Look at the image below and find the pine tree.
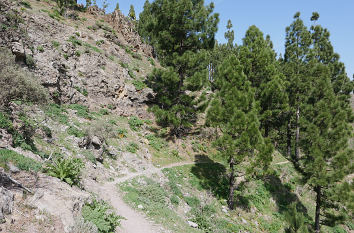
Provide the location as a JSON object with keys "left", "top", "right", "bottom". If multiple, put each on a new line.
{"left": 224, "top": 19, "right": 234, "bottom": 49}
{"left": 115, "top": 2, "right": 119, "bottom": 11}
{"left": 239, "top": 25, "right": 289, "bottom": 141}
{"left": 309, "top": 12, "right": 353, "bottom": 117}
{"left": 283, "top": 12, "right": 312, "bottom": 163}
{"left": 141, "top": 0, "right": 219, "bottom": 136}
{"left": 129, "top": 4, "right": 136, "bottom": 20}
{"left": 300, "top": 62, "right": 353, "bottom": 232}
{"left": 206, "top": 55, "right": 273, "bottom": 209}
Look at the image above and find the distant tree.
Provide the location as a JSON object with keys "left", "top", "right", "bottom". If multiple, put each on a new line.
{"left": 85, "top": 0, "right": 91, "bottom": 8}
{"left": 224, "top": 19, "right": 234, "bottom": 49}
{"left": 141, "top": 0, "right": 219, "bottom": 136}
{"left": 206, "top": 55, "right": 273, "bottom": 210}
{"left": 102, "top": 0, "right": 108, "bottom": 13}
{"left": 55, "top": 0, "right": 76, "bottom": 15}
{"left": 129, "top": 4, "right": 136, "bottom": 20}
{"left": 115, "top": 2, "right": 119, "bottom": 11}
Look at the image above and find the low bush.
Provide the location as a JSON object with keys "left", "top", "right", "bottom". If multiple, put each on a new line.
{"left": 67, "top": 126, "right": 86, "bottom": 138}
{"left": 117, "top": 128, "right": 128, "bottom": 138}
{"left": 82, "top": 199, "right": 124, "bottom": 233}
{"left": 145, "top": 134, "right": 167, "bottom": 151}
{"left": 45, "top": 157, "right": 84, "bottom": 186}
{"left": 128, "top": 116, "right": 143, "bottom": 131}
{"left": 132, "top": 79, "right": 146, "bottom": 91}
{"left": 68, "top": 104, "right": 92, "bottom": 119}
{"left": 0, "top": 48, "right": 48, "bottom": 109}
{"left": 45, "top": 104, "right": 69, "bottom": 124}
{"left": 0, "top": 149, "right": 42, "bottom": 171}
{"left": 126, "top": 142, "right": 139, "bottom": 153}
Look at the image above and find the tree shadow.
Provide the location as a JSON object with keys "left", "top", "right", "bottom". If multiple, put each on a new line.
{"left": 190, "top": 155, "right": 228, "bottom": 200}
{"left": 263, "top": 175, "right": 312, "bottom": 221}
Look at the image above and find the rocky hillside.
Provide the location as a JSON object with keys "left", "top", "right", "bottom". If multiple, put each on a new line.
{"left": 1, "top": 0, "right": 155, "bottom": 117}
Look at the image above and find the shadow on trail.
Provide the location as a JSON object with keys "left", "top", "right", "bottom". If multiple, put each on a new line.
{"left": 190, "top": 155, "right": 228, "bottom": 200}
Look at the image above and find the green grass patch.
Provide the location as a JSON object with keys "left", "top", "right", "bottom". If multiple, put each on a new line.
{"left": 0, "top": 149, "right": 42, "bottom": 171}
{"left": 67, "top": 104, "right": 92, "bottom": 120}
{"left": 126, "top": 142, "right": 139, "bottom": 153}
{"left": 132, "top": 79, "right": 146, "bottom": 91}
{"left": 128, "top": 116, "right": 143, "bottom": 131}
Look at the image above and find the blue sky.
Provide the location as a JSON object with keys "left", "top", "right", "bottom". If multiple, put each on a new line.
{"left": 80, "top": 0, "right": 354, "bottom": 78}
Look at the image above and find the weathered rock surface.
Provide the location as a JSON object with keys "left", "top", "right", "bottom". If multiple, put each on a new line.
{"left": 0, "top": 187, "right": 14, "bottom": 223}
{"left": 25, "top": 174, "right": 90, "bottom": 232}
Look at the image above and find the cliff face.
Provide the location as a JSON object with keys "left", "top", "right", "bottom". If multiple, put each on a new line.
{"left": 0, "top": 0, "right": 156, "bottom": 118}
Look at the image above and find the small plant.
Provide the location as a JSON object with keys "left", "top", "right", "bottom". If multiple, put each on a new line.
{"left": 68, "top": 36, "right": 82, "bottom": 47}
{"left": 37, "top": 45, "right": 44, "bottom": 52}
{"left": 126, "top": 142, "right": 139, "bottom": 153}
{"left": 45, "top": 157, "right": 84, "bottom": 186}
{"left": 25, "top": 55, "right": 35, "bottom": 68}
{"left": 52, "top": 40, "right": 60, "bottom": 48}
{"left": 128, "top": 116, "right": 143, "bottom": 131}
{"left": 146, "top": 134, "right": 167, "bottom": 151}
{"left": 75, "top": 32, "right": 80, "bottom": 37}
{"left": 132, "top": 79, "right": 146, "bottom": 91}
{"left": 45, "top": 104, "right": 68, "bottom": 124}
{"left": 117, "top": 128, "right": 128, "bottom": 138}
{"left": 99, "top": 108, "right": 109, "bottom": 115}
{"left": 67, "top": 126, "right": 86, "bottom": 138}
{"left": 132, "top": 52, "right": 142, "bottom": 60}
{"left": 75, "top": 50, "right": 82, "bottom": 57}
{"left": 148, "top": 57, "right": 155, "bottom": 66}
{"left": 120, "top": 62, "right": 128, "bottom": 69}
{"left": 68, "top": 104, "right": 92, "bottom": 119}
{"left": 96, "top": 40, "right": 104, "bottom": 46}
{"left": 19, "top": 1, "right": 32, "bottom": 9}
{"left": 63, "top": 53, "right": 69, "bottom": 60}
{"left": 82, "top": 199, "right": 124, "bottom": 233}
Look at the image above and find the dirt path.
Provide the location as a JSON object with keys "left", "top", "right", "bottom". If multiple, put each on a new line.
{"left": 85, "top": 160, "right": 199, "bottom": 233}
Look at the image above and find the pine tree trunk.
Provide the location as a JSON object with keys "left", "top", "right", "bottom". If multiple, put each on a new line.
{"left": 315, "top": 186, "right": 321, "bottom": 233}
{"left": 227, "top": 158, "right": 236, "bottom": 210}
{"left": 287, "top": 119, "right": 291, "bottom": 159}
{"left": 295, "top": 106, "right": 300, "bottom": 161}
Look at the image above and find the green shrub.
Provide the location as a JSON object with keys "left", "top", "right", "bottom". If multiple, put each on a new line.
{"left": 45, "top": 157, "right": 84, "bottom": 186}
{"left": 19, "top": 1, "right": 32, "bottom": 9}
{"left": 148, "top": 57, "right": 155, "bottom": 66}
{"left": 41, "top": 125, "right": 52, "bottom": 138}
{"left": 67, "top": 126, "right": 86, "bottom": 138}
{"left": 0, "top": 149, "right": 42, "bottom": 171}
{"left": 145, "top": 134, "right": 167, "bottom": 151}
{"left": 96, "top": 40, "right": 104, "bottom": 46}
{"left": 117, "top": 128, "right": 128, "bottom": 138}
{"left": 170, "top": 195, "right": 179, "bottom": 205}
{"left": 132, "top": 52, "right": 142, "bottom": 60}
{"left": 99, "top": 108, "right": 109, "bottom": 115}
{"left": 75, "top": 50, "right": 82, "bottom": 57}
{"left": 128, "top": 116, "right": 143, "bottom": 131}
{"left": 132, "top": 79, "right": 146, "bottom": 91}
{"left": 120, "top": 62, "right": 128, "bottom": 69}
{"left": 126, "top": 142, "right": 139, "bottom": 153}
{"left": 83, "top": 42, "right": 102, "bottom": 53}
{"left": 68, "top": 104, "right": 92, "bottom": 119}
{"left": 52, "top": 40, "right": 60, "bottom": 48}
{"left": 82, "top": 199, "right": 124, "bottom": 233}
{"left": 37, "top": 45, "right": 44, "bottom": 52}
{"left": 25, "top": 55, "right": 35, "bottom": 68}
{"left": 68, "top": 36, "right": 82, "bottom": 47}
{"left": 45, "top": 104, "right": 68, "bottom": 124}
